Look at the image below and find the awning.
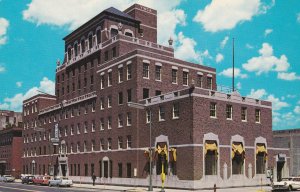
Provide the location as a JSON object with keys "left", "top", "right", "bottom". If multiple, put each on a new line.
{"left": 204, "top": 143, "right": 218, "bottom": 155}
{"left": 256, "top": 145, "right": 267, "bottom": 155}
{"left": 232, "top": 143, "right": 245, "bottom": 159}
{"left": 156, "top": 145, "right": 168, "bottom": 160}
{"left": 170, "top": 148, "right": 177, "bottom": 162}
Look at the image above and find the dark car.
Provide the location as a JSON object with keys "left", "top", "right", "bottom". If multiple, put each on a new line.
{"left": 22, "top": 176, "right": 35, "bottom": 184}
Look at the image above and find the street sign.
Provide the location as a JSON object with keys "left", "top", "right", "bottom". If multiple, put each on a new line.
{"left": 54, "top": 123, "right": 59, "bottom": 138}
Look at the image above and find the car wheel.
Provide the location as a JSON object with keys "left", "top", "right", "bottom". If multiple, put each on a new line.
{"left": 288, "top": 185, "right": 293, "bottom": 191}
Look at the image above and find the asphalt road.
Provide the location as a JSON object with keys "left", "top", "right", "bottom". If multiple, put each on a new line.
{"left": 0, "top": 182, "right": 119, "bottom": 192}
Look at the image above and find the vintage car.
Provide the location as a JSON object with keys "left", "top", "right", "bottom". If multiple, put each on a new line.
{"left": 33, "top": 175, "right": 51, "bottom": 185}
{"left": 272, "top": 177, "right": 300, "bottom": 191}
{"left": 21, "top": 175, "right": 35, "bottom": 184}
{"left": 0, "top": 175, "right": 15, "bottom": 182}
{"left": 48, "top": 177, "right": 73, "bottom": 187}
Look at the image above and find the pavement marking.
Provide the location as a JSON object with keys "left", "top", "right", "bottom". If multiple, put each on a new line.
{"left": 0, "top": 185, "right": 43, "bottom": 192}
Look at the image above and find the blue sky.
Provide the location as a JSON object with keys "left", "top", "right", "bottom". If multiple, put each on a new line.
{"left": 0, "top": 0, "right": 299, "bottom": 130}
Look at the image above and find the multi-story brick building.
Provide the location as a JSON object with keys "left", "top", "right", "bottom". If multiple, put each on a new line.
{"left": 273, "top": 129, "right": 300, "bottom": 177}
{"left": 22, "top": 4, "right": 289, "bottom": 189}
{"left": 0, "top": 110, "right": 22, "bottom": 130}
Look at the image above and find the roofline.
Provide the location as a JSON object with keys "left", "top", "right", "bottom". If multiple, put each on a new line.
{"left": 23, "top": 94, "right": 56, "bottom": 104}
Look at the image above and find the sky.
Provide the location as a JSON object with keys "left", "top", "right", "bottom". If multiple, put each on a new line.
{"left": 0, "top": 0, "right": 299, "bottom": 130}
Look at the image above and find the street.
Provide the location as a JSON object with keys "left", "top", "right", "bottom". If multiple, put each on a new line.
{"left": 0, "top": 182, "right": 118, "bottom": 192}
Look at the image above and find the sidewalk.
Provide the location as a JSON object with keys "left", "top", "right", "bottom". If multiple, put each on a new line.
{"left": 72, "top": 183, "right": 272, "bottom": 192}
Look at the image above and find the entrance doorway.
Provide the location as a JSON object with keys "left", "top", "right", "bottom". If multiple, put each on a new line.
{"left": 61, "top": 164, "right": 67, "bottom": 177}
{"left": 277, "top": 161, "right": 285, "bottom": 181}
{"left": 0, "top": 163, "right": 6, "bottom": 175}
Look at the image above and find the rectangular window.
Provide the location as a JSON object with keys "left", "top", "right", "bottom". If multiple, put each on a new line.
{"left": 127, "top": 163, "right": 132, "bottom": 178}
{"left": 143, "top": 63, "right": 149, "bottom": 78}
{"left": 127, "top": 89, "right": 132, "bottom": 102}
{"left": 118, "top": 137, "right": 123, "bottom": 149}
{"left": 155, "top": 90, "right": 162, "bottom": 96}
{"left": 127, "top": 112, "right": 132, "bottom": 126}
{"left": 77, "top": 123, "right": 81, "bottom": 134}
{"left": 118, "top": 163, "right": 122, "bottom": 177}
{"left": 155, "top": 65, "right": 161, "bottom": 81}
{"left": 210, "top": 103, "right": 217, "bottom": 117}
{"left": 84, "top": 164, "right": 88, "bottom": 176}
{"left": 146, "top": 110, "right": 151, "bottom": 123}
{"left": 172, "top": 69, "right": 177, "bottom": 84}
{"left": 118, "top": 92, "right": 123, "bottom": 105}
{"left": 207, "top": 77, "right": 212, "bottom": 89}
{"left": 143, "top": 88, "right": 149, "bottom": 99}
{"left": 173, "top": 103, "right": 179, "bottom": 119}
{"left": 92, "top": 101, "right": 95, "bottom": 112}
{"left": 127, "top": 135, "right": 132, "bottom": 149}
{"left": 118, "top": 114, "right": 123, "bottom": 128}
{"left": 108, "top": 116, "right": 112, "bottom": 129}
{"left": 118, "top": 67, "right": 123, "bottom": 83}
{"left": 108, "top": 138, "right": 112, "bottom": 150}
{"left": 100, "top": 75, "right": 105, "bottom": 89}
{"left": 91, "top": 120, "right": 95, "bottom": 132}
{"left": 100, "top": 139, "right": 104, "bottom": 151}
{"left": 91, "top": 140, "right": 95, "bottom": 151}
{"left": 255, "top": 109, "right": 261, "bottom": 123}
{"left": 226, "top": 105, "right": 233, "bottom": 120}
{"left": 77, "top": 142, "right": 80, "bottom": 152}
{"left": 83, "top": 141, "right": 87, "bottom": 152}
{"left": 84, "top": 121, "right": 88, "bottom": 133}
{"left": 90, "top": 75, "right": 94, "bottom": 84}
{"left": 183, "top": 71, "right": 188, "bottom": 86}
{"left": 108, "top": 95, "right": 112, "bottom": 108}
{"left": 112, "top": 47, "right": 116, "bottom": 58}
{"left": 127, "top": 64, "right": 132, "bottom": 80}
{"left": 108, "top": 72, "right": 112, "bottom": 86}
{"left": 71, "top": 125, "right": 74, "bottom": 135}
{"left": 159, "top": 106, "right": 165, "bottom": 121}
{"left": 241, "top": 107, "right": 247, "bottom": 121}
{"left": 100, "top": 118, "right": 104, "bottom": 131}
{"left": 105, "top": 51, "right": 109, "bottom": 61}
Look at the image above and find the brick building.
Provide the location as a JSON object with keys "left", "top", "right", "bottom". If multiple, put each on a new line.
{"left": 22, "top": 4, "right": 289, "bottom": 189}
{"left": 0, "top": 110, "right": 22, "bottom": 130}
{"left": 273, "top": 129, "right": 300, "bottom": 177}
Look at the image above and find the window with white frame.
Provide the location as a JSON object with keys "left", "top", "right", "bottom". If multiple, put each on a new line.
{"left": 101, "top": 75, "right": 105, "bottom": 89}
{"left": 127, "top": 89, "right": 132, "bottom": 102}
{"left": 241, "top": 107, "right": 247, "bottom": 121}
{"left": 197, "top": 74, "right": 203, "bottom": 88}
{"left": 70, "top": 144, "right": 73, "bottom": 153}
{"left": 83, "top": 141, "right": 87, "bottom": 152}
{"left": 84, "top": 121, "right": 88, "bottom": 133}
{"left": 108, "top": 116, "right": 112, "bottom": 129}
{"left": 71, "top": 125, "right": 74, "bottom": 135}
{"left": 108, "top": 138, "right": 112, "bottom": 150}
{"left": 108, "top": 95, "right": 112, "bottom": 108}
{"left": 226, "top": 105, "right": 233, "bottom": 120}
{"left": 64, "top": 126, "right": 68, "bottom": 136}
{"left": 146, "top": 110, "right": 151, "bottom": 123}
{"left": 100, "top": 118, "right": 104, "bottom": 130}
{"left": 71, "top": 108, "right": 74, "bottom": 117}
{"left": 210, "top": 103, "right": 217, "bottom": 117}
{"left": 118, "top": 67, "right": 123, "bottom": 83}
{"left": 173, "top": 103, "right": 179, "bottom": 119}
{"left": 91, "top": 140, "right": 95, "bottom": 151}
{"left": 207, "top": 77, "right": 213, "bottom": 90}
{"left": 255, "top": 109, "right": 261, "bottom": 123}
{"left": 77, "top": 142, "right": 80, "bottom": 152}
{"left": 91, "top": 120, "right": 95, "bottom": 132}
{"left": 118, "top": 137, "right": 123, "bottom": 149}
{"left": 127, "top": 112, "right": 132, "bottom": 126}
{"left": 118, "top": 92, "right": 123, "bottom": 105}
{"left": 118, "top": 114, "right": 123, "bottom": 128}
{"left": 126, "top": 135, "right": 132, "bottom": 149}
{"left": 84, "top": 104, "right": 88, "bottom": 114}
{"left": 143, "top": 63, "right": 149, "bottom": 78}
{"left": 172, "top": 69, "right": 177, "bottom": 84}
{"left": 92, "top": 101, "right": 95, "bottom": 112}
{"left": 100, "top": 139, "right": 104, "bottom": 151}
{"left": 159, "top": 106, "right": 165, "bottom": 121}
{"left": 77, "top": 123, "right": 81, "bottom": 134}
{"left": 127, "top": 64, "right": 132, "bottom": 80}
{"left": 183, "top": 71, "right": 189, "bottom": 86}
{"left": 155, "top": 65, "right": 161, "bottom": 81}
{"left": 108, "top": 71, "right": 112, "bottom": 86}
{"left": 100, "top": 98, "right": 104, "bottom": 110}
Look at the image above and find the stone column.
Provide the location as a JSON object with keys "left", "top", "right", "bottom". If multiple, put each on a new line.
{"left": 248, "top": 163, "right": 252, "bottom": 178}
{"left": 223, "top": 163, "right": 228, "bottom": 180}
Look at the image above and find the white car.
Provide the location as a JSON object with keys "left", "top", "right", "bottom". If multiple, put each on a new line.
{"left": 0, "top": 175, "right": 15, "bottom": 182}
{"left": 272, "top": 177, "right": 300, "bottom": 191}
{"left": 48, "top": 177, "right": 73, "bottom": 187}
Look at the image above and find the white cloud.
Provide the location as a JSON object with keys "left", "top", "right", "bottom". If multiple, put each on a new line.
{"left": 266, "top": 94, "right": 289, "bottom": 111}
{"left": 287, "top": 94, "right": 296, "bottom": 98}
{"left": 242, "top": 43, "right": 290, "bottom": 75}
{"left": 0, "top": 103, "right": 9, "bottom": 110}
{"left": 220, "top": 36, "right": 229, "bottom": 48}
{"left": 22, "top": 0, "right": 184, "bottom": 45}
{"left": 298, "top": 100, "right": 300, "bottom": 105}
{"left": 0, "top": 17, "right": 9, "bottom": 45}
{"left": 294, "top": 106, "right": 300, "bottom": 114}
{"left": 264, "top": 28, "right": 273, "bottom": 36}
{"left": 16, "top": 81, "right": 23, "bottom": 88}
{"left": 219, "top": 68, "right": 248, "bottom": 79}
{"left": 297, "top": 13, "right": 300, "bottom": 23}
{"left": 1, "top": 77, "right": 55, "bottom": 111}
{"left": 193, "top": 0, "right": 273, "bottom": 32}
{"left": 0, "top": 65, "right": 5, "bottom": 73}
{"left": 247, "top": 88, "right": 267, "bottom": 99}
{"left": 175, "top": 32, "right": 211, "bottom": 64}
{"left": 236, "top": 82, "right": 242, "bottom": 90}
{"left": 215, "top": 53, "right": 224, "bottom": 63}
{"left": 246, "top": 43, "right": 254, "bottom": 49}
{"left": 277, "top": 72, "right": 300, "bottom": 81}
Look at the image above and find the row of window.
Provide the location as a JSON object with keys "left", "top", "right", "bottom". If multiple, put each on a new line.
{"left": 210, "top": 103, "right": 261, "bottom": 123}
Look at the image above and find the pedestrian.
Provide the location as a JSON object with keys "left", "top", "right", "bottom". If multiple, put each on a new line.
{"left": 92, "top": 173, "right": 96, "bottom": 186}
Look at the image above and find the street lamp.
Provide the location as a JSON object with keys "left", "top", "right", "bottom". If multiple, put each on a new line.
{"left": 128, "top": 102, "right": 153, "bottom": 191}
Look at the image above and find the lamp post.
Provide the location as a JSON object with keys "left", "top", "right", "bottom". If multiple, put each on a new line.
{"left": 128, "top": 102, "right": 153, "bottom": 191}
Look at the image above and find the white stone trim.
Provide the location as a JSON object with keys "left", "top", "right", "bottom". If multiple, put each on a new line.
{"left": 172, "top": 66, "right": 178, "bottom": 70}
{"left": 118, "top": 64, "right": 123, "bottom": 68}
{"left": 140, "top": 23, "right": 157, "bottom": 30}
{"left": 108, "top": 69, "right": 112, "bottom": 72}
{"left": 155, "top": 62, "right": 162, "bottom": 66}
{"left": 207, "top": 74, "right": 213, "bottom": 77}
{"left": 142, "top": 59, "right": 150, "bottom": 64}
{"left": 100, "top": 72, "right": 105, "bottom": 76}
{"left": 197, "top": 72, "right": 203, "bottom": 75}
{"left": 124, "top": 29, "right": 134, "bottom": 37}
{"left": 23, "top": 97, "right": 56, "bottom": 105}
{"left": 125, "top": 7, "right": 157, "bottom": 16}
{"left": 183, "top": 68, "right": 189, "bottom": 72}
{"left": 126, "top": 61, "right": 132, "bottom": 65}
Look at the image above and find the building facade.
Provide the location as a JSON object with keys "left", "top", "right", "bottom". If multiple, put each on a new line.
{"left": 273, "top": 129, "right": 300, "bottom": 177}
{"left": 22, "top": 4, "right": 289, "bottom": 189}
{"left": 0, "top": 110, "right": 22, "bottom": 130}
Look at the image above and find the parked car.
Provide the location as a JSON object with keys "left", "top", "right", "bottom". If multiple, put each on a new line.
{"left": 272, "top": 177, "right": 300, "bottom": 191}
{"left": 33, "top": 175, "right": 51, "bottom": 185}
{"left": 48, "top": 177, "right": 73, "bottom": 187}
{"left": 0, "top": 175, "right": 15, "bottom": 182}
{"left": 21, "top": 175, "right": 35, "bottom": 184}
